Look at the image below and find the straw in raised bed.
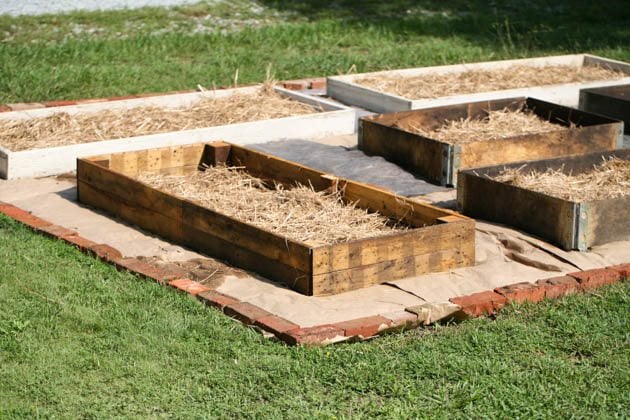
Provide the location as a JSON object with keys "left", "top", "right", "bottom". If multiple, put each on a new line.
{"left": 356, "top": 65, "right": 624, "bottom": 99}
{"left": 398, "top": 108, "right": 565, "bottom": 145}
{"left": 0, "top": 83, "right": 318, "bottom": 152}
{"left": 493, "top": 157, "right": 630, "bottom": 201}
{"left": 137, "top": 165, "right": 409, "bottom": 245}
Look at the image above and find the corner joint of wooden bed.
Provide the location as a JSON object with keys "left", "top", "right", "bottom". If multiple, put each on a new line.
{"left": 437, "top": 214, "right": 470, "bottom": 224}
{"left": 200, "top": 141, "right": 232, "bottom": 169}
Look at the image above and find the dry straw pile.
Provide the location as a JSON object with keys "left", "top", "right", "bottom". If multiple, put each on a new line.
{"left": 0, "top": 85, "right": 317, "bottom": 152}
{"left": 398, "top": 108, "right": 564, "bottom": 145}
{"left": 494, "top": 157, "right": 630, "bottom": 201}
{"left": 137, "top": 165, "right": 407, "bottom": 245}
{"left": 356, "top": 65, "right": 623, "bottom": 99}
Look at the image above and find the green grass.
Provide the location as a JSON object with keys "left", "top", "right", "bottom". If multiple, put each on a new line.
{"left": 1, "top": 2, "right": 629, "bottom": 416}
{"left": 1, "top": 216, "right": 629, "bottom": 417}
{"left": 1, "top": 0, "right": 629, "bottom": 103}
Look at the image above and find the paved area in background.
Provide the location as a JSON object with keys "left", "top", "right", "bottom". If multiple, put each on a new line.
{"left": 0, "top": 0, "right": 203, "bottom": 16}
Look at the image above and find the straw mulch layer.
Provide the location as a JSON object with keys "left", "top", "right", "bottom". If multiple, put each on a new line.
{"left": 356, "top": 65, "right": 624, "bottom": 99}
{"left": 137, "top": 165, "right": 408, "bottom": 245}
{"left": 493, "top": 157, "right": 630, "bottom": 201}
{"left": 397, "top": 108, "right": 565, "bottom": 145}
{"left": 0, "top": 87, "right": 318, "bottom": 152}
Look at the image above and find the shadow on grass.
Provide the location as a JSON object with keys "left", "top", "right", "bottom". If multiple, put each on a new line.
{"left": 259, "top": 0, "right": 630, "bottom": 54}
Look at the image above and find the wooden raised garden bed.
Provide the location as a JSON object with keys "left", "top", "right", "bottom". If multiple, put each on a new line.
{"left": 77, "top": 142, "right": 476, "bottom": 296}
{"left": 359, "top": 97, "right": 623, "bottom": 187}
{"left": 0, "top": 85, "right": 355, "bottom": 180}
{"left": 328, "top": 54, "right": 630, "bottom": 113}
{"left": 579, "top": 84, "right": 629, "bottom": 134}
{"left": 457, "top": 149, "right": 630, "bottom": 251}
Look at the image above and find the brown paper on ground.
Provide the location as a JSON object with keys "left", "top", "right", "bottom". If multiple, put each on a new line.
{"left": 0, "top": 177, "right": 202, "bottom": 261}
{"left": 216, "top": 276, "right": 426, "bottom": 328}
{"left": 387, "top": 223, "right": 630, "bottom": 302}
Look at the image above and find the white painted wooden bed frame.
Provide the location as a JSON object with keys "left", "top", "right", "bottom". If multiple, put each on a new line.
{"left": 327, "top": 54, "right": 630, "bottom": 113}
{"left": 0, "top": 86, "right": 356, "bottom": 179}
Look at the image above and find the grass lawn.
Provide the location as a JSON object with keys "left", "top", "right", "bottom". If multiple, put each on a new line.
{"left": 1, "top": 0, "right": 629, "bottom": 416}
{"left": 1, "top": 216, "right": 629, "bottom": 417}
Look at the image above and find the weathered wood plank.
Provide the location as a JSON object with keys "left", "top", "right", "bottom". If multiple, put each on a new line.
{"left": 579, "top": 84, "right": 630, "bottom": 134}
{"left": 311, "top": 219, "right": 474, "bottom": 275}
{"left": 312, "top": 247, "right": 470, "bottom": 296}
{"left": 458, "top": 149, "right": 630, "bottom": 250}
{"left": 229, "top": 144, "right": 333, "bottom": 191}
{"left": 360, "top": 97, "right": 621, "bottom": 187}
{"left": 341, "top": 180, "right": 462, "bottom": 227}
{"left": 183, "top": 225, "right": 312, "bottom": 295}
{"left": 181, "top": 201, "right": 313, "bottom": 274}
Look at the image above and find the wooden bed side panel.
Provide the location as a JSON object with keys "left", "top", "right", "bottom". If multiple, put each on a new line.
{"left": 183, "top": 224, "right": 313, "bottom": 295}
{"left": 359, "top": 118, "right": 446, "bottom": 184}
{"left": 458, "top": 171, "right": 578, "bottom": 249}
{"left": 312, "top": 246, "right": 472, "bottom": 296}
{"left": 77, "top": 180, "right": 185, "bottom": 244}
{"left": 181, "top": 201, "right": 312, "bottom": 274}
{"left": 77, "top": 158, "right": 313, "bottom": 274}
{"left": 459, "top": 122, "right": 620, "bottom": 169}
{"left": 228, "top": 144, "right": 333, "bottom": 191}
{"left": 583, "top": 196, "right": 630, "bottom": 249}
{"left": 311, "top": 219, "right": 475, "bottom": 275}
{"left": 341, "top": 180, "right": 458, "bottom": 227}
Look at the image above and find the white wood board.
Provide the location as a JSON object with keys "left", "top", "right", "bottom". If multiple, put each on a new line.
{"left": 327, "top": 54, "right": 630, "bottom": 113}
{"left": 0, "top": 86, "right": 356, "bottom": 179}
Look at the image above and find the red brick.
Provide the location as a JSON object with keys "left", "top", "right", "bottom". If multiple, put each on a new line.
{"left": 0, "top": 205, "right": 53, "bottom": 229}
{"left": 197, "top": 290, "right": 239, "bottom": 310}
{"left": 450, "top": 291, "right": 507, "bottom": 317}
{"left": 75, "top": 98, "right": 108, "bottom": 105}
{"left": 37, "top": 224, "right": 79, "bottom": 239}
{"left": 0, "top": 104, "right": 11, "bottom": 112}
{"left": 334, "top": 315, "right": 392, "bottom": 338}
{"left": 382, "top": 310, "right": 419, "bottom": 328}
{"left": 45, "top": 100, "right": 76, "bottom": 108}
{"left": 88, "top": 244, "right": 123, "bottom": 262}
{"left": 280, "top": 324, "right": 346, "bottom": 346}
{"left": 607, "top": 263, "right": 630, "bottom": 279}
{"left": 494, "top": 282, "right": 545, "bottom": 304}
{"left": 254, "top": 315, "right": 299, "bottom": 336}
{"left": 115, "top": 258, "right": 184, "bottom": 283}
{"left": 168, "top": 278, "right": 211, "bottom": 296}
{"left": 62, "top": 234, "right": 98, "bottom": 252}
{"left": 309, "top": 79, "right": 326, "bottom": 90}
{"left": 224, "top": 302, "right": 272, "bottom": 325}
{"left": 8, "top": 102, "right": 45, "bottom": 111}
{"left": 568, "top": 269, "right": 622, "bottom": 290}
{"left": 283, "top": 81, "right": 307, "bottom": 90}
{"left": 535, "top": 276, "right": 579, "bottom": 299}
{"left": 107, "top": 95, "right": 139, "bottom": 101}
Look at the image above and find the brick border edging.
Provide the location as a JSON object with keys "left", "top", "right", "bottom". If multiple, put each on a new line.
{"left": 1, "top": 201, "right": 627, "bottom": 346}
{"left": 0, "top": 78, "right": 327, "bottom": 113}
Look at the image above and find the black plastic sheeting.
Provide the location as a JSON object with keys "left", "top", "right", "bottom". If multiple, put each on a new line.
{"left": 250, "top": 139, "right": 451, "bottom": 197}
